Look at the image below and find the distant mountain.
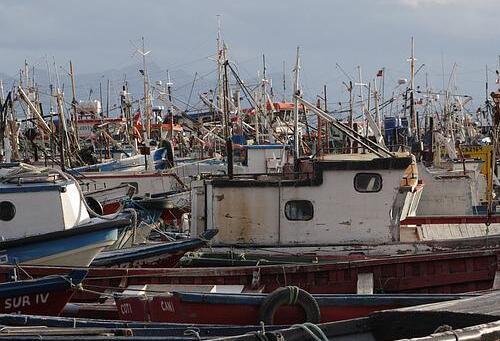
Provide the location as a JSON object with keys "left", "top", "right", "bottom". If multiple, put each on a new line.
{"left": 0, "top": 62, "right": 217, "bottom": 114}
{"left": 0, "top": 63, "right": 292, "bottom": 116}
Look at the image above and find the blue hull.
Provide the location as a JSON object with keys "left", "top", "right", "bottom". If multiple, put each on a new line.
{"left": 0, "top": 218, "right": 129, "bottom": 266}
{"left": 91, "top": 229, "right": 218, "bottom": 267}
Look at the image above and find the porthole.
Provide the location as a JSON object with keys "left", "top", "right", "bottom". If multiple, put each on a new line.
{"left": 0, "top": 201, "right": 16, "bottom": 221}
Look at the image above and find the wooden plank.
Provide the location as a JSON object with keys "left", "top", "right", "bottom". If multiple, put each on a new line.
{"left": 357, "top": 273, "right": 373, "bottom": 294}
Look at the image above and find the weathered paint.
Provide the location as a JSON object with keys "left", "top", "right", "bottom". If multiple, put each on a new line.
{"left": 197, "top": 166, "right": 415, "bottom": 245}
{"left": 115, "top": 291, "right": 474, "bottom": 325}
{"left": 416, "top": 163, "right": 486, "bottom": 216}
{"left": 1, "top": 248, "right": 498, "bottom": 303}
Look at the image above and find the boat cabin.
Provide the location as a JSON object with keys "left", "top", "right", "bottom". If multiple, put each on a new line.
{"left": 190, "top": 153, "right": 422, "bottom": 246}
{"left": 0, "top": 166, "right": 90, "bottom": 240}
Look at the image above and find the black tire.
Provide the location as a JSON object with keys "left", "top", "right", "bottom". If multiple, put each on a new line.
{"left": 258, "top": 286, "right": 321, "bottom": 325}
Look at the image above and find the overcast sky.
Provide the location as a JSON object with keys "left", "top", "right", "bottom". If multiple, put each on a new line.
{"left": 1, "top": 0, "right": 499, "bottom": 109}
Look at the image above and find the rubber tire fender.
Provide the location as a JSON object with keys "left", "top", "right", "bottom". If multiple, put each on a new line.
{"left": 258, "top": 286, "right": 321, "bottom": 325}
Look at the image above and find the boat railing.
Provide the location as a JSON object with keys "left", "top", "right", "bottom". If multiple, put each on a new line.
{"left": 322, "top": 144, "right": 410, "bottom": 155}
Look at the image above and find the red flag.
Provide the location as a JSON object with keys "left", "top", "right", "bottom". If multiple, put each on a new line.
{"left": 376, "top": 69, "right": 384, "bottom": 77}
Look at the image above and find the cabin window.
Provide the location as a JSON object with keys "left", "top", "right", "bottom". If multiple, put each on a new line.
{"left": 0, "top": 201, "right": 16, "bottom": 221}
{"left": 285, "top": 200, "right": 314, "bottom": 221}
{"left": 354, "top": 173, "right": 382, "bottom": 193}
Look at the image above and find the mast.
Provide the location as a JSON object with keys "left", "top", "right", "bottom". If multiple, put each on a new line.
{"left": 408, "top": 37, "right": 418, "bottom": 141}
{"left": 23, "top": 60, "right": 32, "bottom": 124}
{"left": 69, "top": 61, "right": 80, "bottom": 145}
{"left": 255, "top": 70, "right": 260, "bottom": 144}
{"left": 373, "top": 78, "right": 381, "bottom": 131}
{"left": 258, "top": 54, "right": 271, "bottom": 144}
{"left": 348, "top": 81, "right": 354, "bottom": 129}
{"left": 262, "top": 54, "right": 267, "bottom": 143}
{"left": 56, "top": 88, "right": 68, "bottom": 170}
{"left": 167, "top": 70, "right": 174, "bottom": 139}
{"left": 223, "top": 59, "right": 233, "bottom": 178}
{"left": 323, "top": 84, "right": 328, "bottom": 154}
{"left": 216, "top": 15, "right": 225, "bottom": 130}
{"left": 139, "top": 37, "right": 151, "bottom": 141}
{"left": 106, "top": 79, "right": 110, "bottom": 119}
{"left": 380, "top": 67, "right": 385, "bottom": 119}
{"left": 293, "top": 46, "right": 301, "bottom": 159}
{"left": 222, "top": 60, "right": 230, "bottom": 141}
{"left": 356, "top": 66, "right": 367, "bottom": 140}
{"left": 282, "top": 60, "right": 286, "bottom": 102}
{"left": 120, "top": 82, "right": 133, "bottom": 144}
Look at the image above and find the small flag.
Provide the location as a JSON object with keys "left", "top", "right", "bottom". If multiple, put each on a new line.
{"left": 376, "top": 69, "right": 384, "bottom": 77}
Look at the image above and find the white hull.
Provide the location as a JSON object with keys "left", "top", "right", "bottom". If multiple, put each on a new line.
{"left": 22, "top": 240, "right": 115, "bottom": 267}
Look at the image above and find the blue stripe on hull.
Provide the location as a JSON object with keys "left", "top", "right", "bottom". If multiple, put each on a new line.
{"left": 0, "top": 270, "right": 87, "bottom": 298}
{"left": 0, "top": 228, "right": 118, "bottom": 264}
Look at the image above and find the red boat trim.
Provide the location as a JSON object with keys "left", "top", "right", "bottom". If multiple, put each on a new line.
{"left": 401, "top": 216, "right": 500, "bottom": 225}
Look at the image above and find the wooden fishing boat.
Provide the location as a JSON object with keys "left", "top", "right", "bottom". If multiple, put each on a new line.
{"left": 0, "top": 164, "right": 131, "bottom": 266}
{"left": 0, "top": 270, "right": 87, "bottom": 316}
{"left": 91, "top": 229, "right": 218, "bottom": 268}
{"left": 114, "top": 288, "right": 475, "bottom": 325}
{"left": 1, "top": 244, "right": 499, "bottom": 304}
{"left": 1, "top": 292, "right": 500, "bottom": 340}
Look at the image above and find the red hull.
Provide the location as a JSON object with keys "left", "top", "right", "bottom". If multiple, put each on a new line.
{"left": 0, "top": 290, "right": 75, "bottom": 316}
{"left": 1, "top": 248, "right": 498, "bottom": 303}
{"left": 116, "top": 295, "right": 401, "bottom": 324}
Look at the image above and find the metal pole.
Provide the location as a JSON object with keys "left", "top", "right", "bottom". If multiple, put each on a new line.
{"left": 293, "top": 46, "right": 301, "bottom": 159}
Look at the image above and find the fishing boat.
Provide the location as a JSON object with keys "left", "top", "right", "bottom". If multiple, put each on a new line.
{"left": 0, "top": 164, "right": 130, "bottom": 266}
{"left": 114, "top": 286, "right": 475, "bottom": 325}
{"left": 0, "top": 270, "right": 87, "bottom": 316}
{"left": 1, "top": 292, "right": 500, "bottom": 340}
{"left": 1, "top": 242, "right": 500, "bottom": 305}
{"left": 188, "top": 117, "right": 500, "bottom": 253}
{"left": 91, "top": 229, "right": 218, "bottom": 268}
{"left": 190, "top": 151, "right": 423, "bottom": 247}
